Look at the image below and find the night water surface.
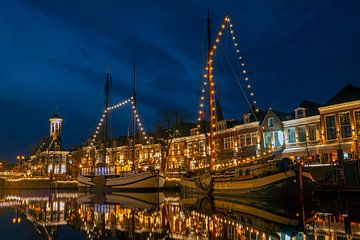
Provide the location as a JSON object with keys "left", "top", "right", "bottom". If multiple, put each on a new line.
{"left": 0, "top": 190, "right": 358, "bottom": 239}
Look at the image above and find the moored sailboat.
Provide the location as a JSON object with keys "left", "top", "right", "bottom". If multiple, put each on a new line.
{"left": 77, "top": 63, "right": 165, "bottom": 191}
{"left": 179, "top": 14, "right": 316, "bottom": 197}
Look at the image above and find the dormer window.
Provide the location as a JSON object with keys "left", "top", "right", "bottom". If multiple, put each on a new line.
{"left": 216, "top": 120, "right": 227, "bottom": 131}
{"left": 243, "top": 113, "right": 251, "bottom": 123}
{"left": 190, "top": 128, "right": 198, "bottom": 136}
{"left": 295, "top": 108, "right": 306, "bottom": 119}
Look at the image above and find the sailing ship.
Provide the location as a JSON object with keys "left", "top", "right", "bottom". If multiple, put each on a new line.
{"left": 179, "top": 14, "right": 316, "bottom": 197}
{"left": 77, "top": 63, "right": 165, "bottom": 191}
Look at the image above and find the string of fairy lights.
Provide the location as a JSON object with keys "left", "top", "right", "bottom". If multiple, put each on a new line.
{"left": 197, "top": 15, "right": 260, "bottom": 130}
{"left": 85, "top": 96, "right": 150, "bottom": 162}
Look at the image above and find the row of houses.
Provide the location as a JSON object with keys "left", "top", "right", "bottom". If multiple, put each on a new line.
{"left": 166, "top": 83, "right": 360, "bottom": 171}
{"left": 25, "top": 83, "right": 360, "bottom": 176}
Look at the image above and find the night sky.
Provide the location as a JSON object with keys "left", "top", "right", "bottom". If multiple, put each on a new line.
{"left": 1, "top": 0, "right": 360, "bottom": 163}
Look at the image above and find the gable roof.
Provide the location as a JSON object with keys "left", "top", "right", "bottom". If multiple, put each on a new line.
{"left": 272, "top": 110, "right": 291, "bottom": 121}
{"left": 324, "top": 83, "right": 360, "bottom": 106}
{"left": 244, "top": 107, "right": 267, "bottom": 123}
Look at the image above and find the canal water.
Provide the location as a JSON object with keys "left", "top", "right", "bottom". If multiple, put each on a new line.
{"left": 0, "top": 190, "right": 358, "bottom": 239}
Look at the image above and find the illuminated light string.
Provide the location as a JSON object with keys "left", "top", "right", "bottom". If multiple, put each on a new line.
{"left": 197, "top": 15, "right": 260, "bottom": 129}
{"left": 130, "top": 100, "right": 150, "bottom": 145}
{"left": 85, "top": 96, "right": 150, "bottom": 163}
{"left": 227, "top": 19, "right": 259, "bottom": 112}
{"left": 89, "top": 97, "right": 133, "bottom": 147}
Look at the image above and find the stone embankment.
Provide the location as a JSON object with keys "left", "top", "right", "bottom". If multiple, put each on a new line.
{"left": 0, "top": 177, "right": 78, "bottom": 189}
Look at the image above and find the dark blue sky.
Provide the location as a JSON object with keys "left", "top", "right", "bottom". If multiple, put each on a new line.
{"left": 1, "top": 0, "right": 360, "bottom": 162}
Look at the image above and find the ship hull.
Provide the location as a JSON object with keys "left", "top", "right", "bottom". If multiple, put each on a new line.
{"left": 213, "top": 170, "right": 315, "bottom": 198}
{"left": 77, "top": 171, "right": 165, "bottom": 192}
{"left": 180, "top": 172, "right": 212, "bottom": 194}
{"left": 180, "top": 170, "right": 315, "bottom": 198}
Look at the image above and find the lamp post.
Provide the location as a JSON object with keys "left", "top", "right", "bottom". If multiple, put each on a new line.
{"left": 16, "top": 155, "right": 25, "bottom": 172}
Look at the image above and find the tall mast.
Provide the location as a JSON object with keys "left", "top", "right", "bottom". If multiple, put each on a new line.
{"left": 207, "top": 11, "right": 215, "bottom": 170}
{"left": 132, "top": 60, "right": 136, "bottom": 171}
{"left": 103, "top": 71, "right": 110, "bottom": 164}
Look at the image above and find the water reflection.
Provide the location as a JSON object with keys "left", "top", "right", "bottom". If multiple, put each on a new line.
{"left": 0, "top": 189, "right": 359, "bottom": 239}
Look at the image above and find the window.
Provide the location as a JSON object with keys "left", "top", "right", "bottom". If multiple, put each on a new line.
{"left": 198, "top": 141, "right": 204, "bottom": 152}
{"left": 340, "top": 112, "right": 351, "bottom": 138}
{"left": 238, "top": 133, "right": 257, "bottom": 147}
{"left": 263, "top": 132, "right": 272, "bottom": 148}
{"left": 287, "top": 128, "right": 296, "bottom": 144}
{"left": 356, "top": 111, "right": 360, "bottom": 136}
{"left": 224, "top": 137, "right": 234, "bottom": 150}
{"left": 268, "top": 118, "right": 274, "bottom": 128}
{"left": 187, "top": 142, "right": 192, "bottom": 153}
{"left": 309, "top": 124, "right": 317, "bottom": 141}
{"left": 325, "top": 115, "right": 337, "bottom": 140}
{"left": 296, "top": 109, "right": 305, "bottom": 119}
{"left": 298, "top": 126, "right": 306, "bottom": 142}
{"left": 239, "top": 135, "right": 245, "bottom": 147}
{"left": 243, "top": 113, "right": 251, "bottom": 123}
{"left": 215, "top": 139, "right": 220, "bottom": 149}
{"left": 245, "top": 133, "right": 252, "bottom": 146}
{"left": 274, "top": 131, "right": 284, "bottom": 147}
{"left": 251, "top": 132, "right": 257, "bottom": 145}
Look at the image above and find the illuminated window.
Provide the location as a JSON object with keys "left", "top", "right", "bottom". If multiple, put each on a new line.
{"left": 298, "top": 126, "right": 306, "bottom": 142}
{"left": 325, "top": 115, "right": 337, "bottom": 140}
{"left": 187, "top": 142, "right": 192, "bottom": 152}
{"left": 355, "top": 111, "right": 360, "bottom": 136}
{"left": 340, "top": 112, "right": 351, "bottom": 138}
{"left": 287, "top": 128, "right": 296, "bottom": 144}
{"left": 223, "top": 137, "right": 234, "bottom": 150}
{"left": 197, "top": 141, "right": 204, "bottom": 153}
{"left": 245, "top": 133, "right": 252, "bottom": 146}
{"left": 263, "top": 132, "right": 272, "bottom": 148}
{"left": 309, "top": 124, "right": 317, "bottom": 141}
{"left": 251, "top": 132, "right": 257, "bottom": 145}
{"left": 239, "top": 134, "right": 245, "bottom": 147}
{"left": 274, "top": 131, "right": 283, "bottom": 147}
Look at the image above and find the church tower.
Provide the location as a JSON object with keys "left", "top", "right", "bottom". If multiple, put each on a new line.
{"left": 49, "top": 113, "right": 63, "bottom": 141}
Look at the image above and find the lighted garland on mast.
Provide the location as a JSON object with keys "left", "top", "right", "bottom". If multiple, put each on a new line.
{"left": 196, "top": 15, "right": 260, "bottom": 131}
{"left": 130, "top": 100, "right": 150, "bottom": 144}
{"left": 84, "top": 96, "right": 150, "bottom": 164}
{"left": 227, "top": 18, "right": 259, "bottom": 113}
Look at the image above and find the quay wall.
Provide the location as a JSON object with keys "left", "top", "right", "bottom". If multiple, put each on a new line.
{"left": 0, "top": 177, "right": 78, "bottom": 189}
